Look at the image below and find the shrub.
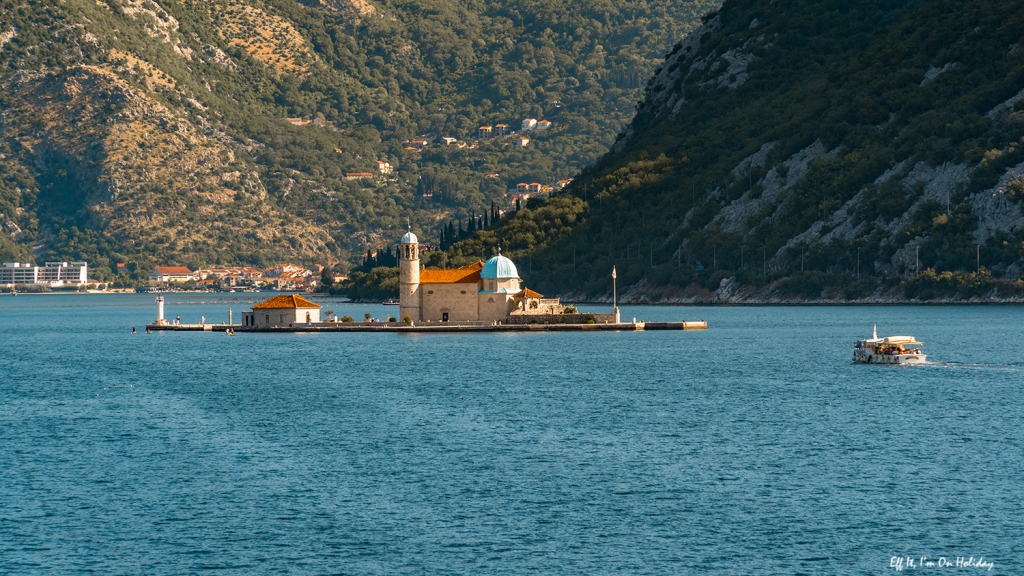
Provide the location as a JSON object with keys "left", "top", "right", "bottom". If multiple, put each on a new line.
{"left": 340, "top": 315, "right": 355, "bottom": 322}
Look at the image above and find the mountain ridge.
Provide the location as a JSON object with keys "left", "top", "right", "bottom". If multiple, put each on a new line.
{"left": 0, "top": 0, "right": 717, "bottom": 278}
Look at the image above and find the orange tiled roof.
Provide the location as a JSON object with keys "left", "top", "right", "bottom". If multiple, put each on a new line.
{"left": 420, "top": 262, "right": 484, "bottom": 284}
{"left": 515, "top": 288, "right": 544, "bottom": 298}
{"left": 252, "top": 294, "right": 322, "bottom": 309}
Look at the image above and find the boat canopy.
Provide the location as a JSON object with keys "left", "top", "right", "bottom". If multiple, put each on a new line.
{"left": 883, "top": 336, "right": 922, "bottom": 344}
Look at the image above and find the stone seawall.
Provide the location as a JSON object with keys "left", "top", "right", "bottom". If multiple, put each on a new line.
{"left": 505, "top": 313, "right": 617, "bottom": 325}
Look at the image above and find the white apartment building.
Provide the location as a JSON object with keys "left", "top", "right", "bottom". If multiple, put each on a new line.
{"left": 1, "top": 261, "right": 89, "bottom": 287}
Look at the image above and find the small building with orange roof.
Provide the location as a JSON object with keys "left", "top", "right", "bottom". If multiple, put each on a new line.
{"left": 243, "top": 294, "right": 321, "bottom": 329}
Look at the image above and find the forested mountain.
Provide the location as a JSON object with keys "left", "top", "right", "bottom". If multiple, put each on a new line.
{"left": 0, "top": 0, "right": 716, "bottom": 278}
{"left": 446, "top": 0, "right": 1024, "bottom": 301}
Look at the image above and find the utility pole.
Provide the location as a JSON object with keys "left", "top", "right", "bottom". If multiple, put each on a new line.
{"left": 977, "top": 244, "right": 980, "bottom": 273}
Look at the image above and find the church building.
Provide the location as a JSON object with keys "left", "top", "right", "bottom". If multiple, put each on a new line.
{"left": 398, "top": 231, "right": 564, "bottom": 323}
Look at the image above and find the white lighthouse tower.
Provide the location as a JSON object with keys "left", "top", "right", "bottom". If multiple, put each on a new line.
{"left": 155, "top": 293, "right": 167, "bottom": 325}
{"left": 398, "top": 229, "right": 421, "bottom": 323}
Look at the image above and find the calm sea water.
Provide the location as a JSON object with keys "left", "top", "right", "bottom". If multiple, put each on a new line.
{"left": 1, "top": 294, "right": 1022, "bottom": 574}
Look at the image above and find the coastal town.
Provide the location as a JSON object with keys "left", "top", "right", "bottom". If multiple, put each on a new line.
{"left": 1, "top": 260, "right": 342, "bottom": 292}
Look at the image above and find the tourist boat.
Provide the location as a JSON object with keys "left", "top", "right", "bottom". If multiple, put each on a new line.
{"left": 853, "top": 325, "right": 926, "bottom": 364}
{"left": 382, "top": 299, "right": 400, "bottom": 306}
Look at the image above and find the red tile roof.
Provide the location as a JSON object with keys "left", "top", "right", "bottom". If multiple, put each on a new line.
{"left": 154, "top": 266, "right": 193, "bottom": 274}
{"left": 515, "top": 288, "right": 544, "bottom": 298}
{"left": 252, "top": 294, "right": 322, "bottom": 309}
{"left": 420, "top": 262, "right": 484, "bottom": 284}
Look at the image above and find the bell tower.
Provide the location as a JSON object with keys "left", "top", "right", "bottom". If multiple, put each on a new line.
{"left": 398, "top": 229, "right": 421, "bottom": 323}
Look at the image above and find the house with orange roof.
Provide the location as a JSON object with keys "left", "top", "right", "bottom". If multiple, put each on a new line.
{"left": 243, "top": 294, "right": 321, "bottom": 329}
{"left": 148, "top": 266, "right": 196, "bottom": 282}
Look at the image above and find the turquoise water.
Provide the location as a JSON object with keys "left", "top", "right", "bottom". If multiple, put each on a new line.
{"left": 2, "top": 294, "right": 1022, "bottom": 574}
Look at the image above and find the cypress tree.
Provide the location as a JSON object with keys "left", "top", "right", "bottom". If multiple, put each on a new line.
{"left": 382, "top": 245, "right": 395, "bottom": 267}
{"left": 516, "top": 197, "right": 521, "bottom": 211}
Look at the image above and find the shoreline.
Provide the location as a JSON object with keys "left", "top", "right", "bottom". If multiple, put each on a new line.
{"left": 8, "top": 291, "right": 1024, "bottom": 306}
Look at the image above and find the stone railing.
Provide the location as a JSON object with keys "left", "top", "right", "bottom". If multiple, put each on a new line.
{"left": 504, "top": 312, "right": 617, "bottom": 325}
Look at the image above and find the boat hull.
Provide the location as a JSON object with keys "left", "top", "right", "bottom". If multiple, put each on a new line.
{"left": 853, "top": 353, "right": 926, "bottom": 365}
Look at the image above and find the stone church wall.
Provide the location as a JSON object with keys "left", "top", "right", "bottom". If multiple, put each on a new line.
{"left": 421, "top": 284, "right": 478, "bottom": 321}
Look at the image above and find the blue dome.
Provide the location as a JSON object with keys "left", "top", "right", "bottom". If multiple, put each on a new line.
{"left": 481, "top": 254, "right": 519, "bottom": 279}
{"left": 400, "top": 231, "right": 418, "bottom": 244}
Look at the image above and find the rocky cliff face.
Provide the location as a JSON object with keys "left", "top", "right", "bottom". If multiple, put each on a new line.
{"left": 0, "top": 0, "right": 346, "bottom": 270}
{"left": 2, "top": 66, "right": 333, "bottom": 266}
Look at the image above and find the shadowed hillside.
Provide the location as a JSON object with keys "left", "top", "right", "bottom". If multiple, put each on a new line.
{"left": 444, "top": 0, "right": 1024, "bottom": 302}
